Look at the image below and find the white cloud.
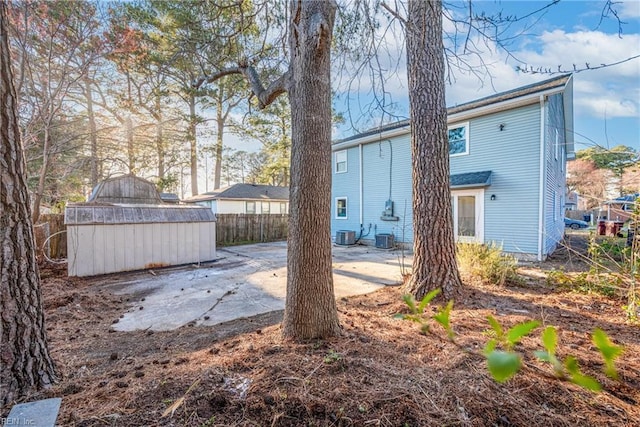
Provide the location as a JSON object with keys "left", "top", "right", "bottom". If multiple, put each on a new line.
{"left": 620, "top": 0, "right": 640, "bottom": 19}
{"left": 439, "top": 28, "right": 640, "bottom": 121}
{"left": 515, "top": 30, "right": 640, "bottom": 119}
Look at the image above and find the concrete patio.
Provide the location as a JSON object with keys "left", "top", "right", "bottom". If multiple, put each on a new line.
{"left": 103, "top": 241, "right": 408, "bottom": 331}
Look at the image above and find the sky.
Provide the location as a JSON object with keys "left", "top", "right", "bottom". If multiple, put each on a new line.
{"left": 332, "top": 0, "right": 640, "bottom": 154}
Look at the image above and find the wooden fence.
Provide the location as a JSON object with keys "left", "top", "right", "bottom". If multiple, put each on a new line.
{"left": 34, "top": 213, "right": 67, "bottom": 260}
{"left": 32, "top": 213, "right": 288, "bottom": 259}
{"left": 215, "top": 214, "right": 288, "bottom": 246}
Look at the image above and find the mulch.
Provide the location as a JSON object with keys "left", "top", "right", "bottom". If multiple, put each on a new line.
{"left": 3, "top": 234, "right": 639, "bottom": 426}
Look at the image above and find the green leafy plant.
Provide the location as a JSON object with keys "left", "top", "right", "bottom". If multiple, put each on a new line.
{"left": 433, "top": 300, "right": 455, "bottom": 339}
{"left": 533, "top": 326, "right": 605, "bottom": 391}
{"left": 323, "top": 349, "right": 342, "bottom": 364}
{"left": 395, "top": 290, "right": 442, "bottom": 335}
{"left": 397, "top": 295, "right": 625, "bottom": 392}
{"left": 483, "top": 316, "right": 540, "bottom": 383}
{"left": 592, "top": 328, "right": 623, "bottom": 379}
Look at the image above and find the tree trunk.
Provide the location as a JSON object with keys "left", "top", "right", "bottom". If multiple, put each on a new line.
{"left": 404, "top": 0, "right": 462, "bottom": 300}
{"left": 31, "top": 125, "right": 50, "bottom": 224}
{"left": 85, "top": 77, "right": 99, "bottom": 188}
{"left": 155, "top": 95, "right": 165, "bottom": 181}
{"left": 126, "top": 116, "right": 135, "bottom": 174}
{"left": 188, "top": 94, "right": 198, "bottom": 195}
{"left": 282, "top": 0, "right": 340, "bottom": 340}
{"left": 1, "top": 2, "right": 57, "bottom": 405}
{"left": 214, "top": 98, "right": 224, "bottom": 189}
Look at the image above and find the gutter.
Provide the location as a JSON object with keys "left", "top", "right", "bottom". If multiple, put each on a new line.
{"left": 359, "top": 143, "right": 363, "bottom": 225}
{"left": 537, "top": 94, "right": 546, "bottom": 261}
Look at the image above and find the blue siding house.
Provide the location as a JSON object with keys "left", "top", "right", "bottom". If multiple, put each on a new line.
{"left": 331, "top": 75, "right": 574, "bottom": 261}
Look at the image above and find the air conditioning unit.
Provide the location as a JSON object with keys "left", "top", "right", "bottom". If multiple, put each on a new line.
{"left": 375, "top": 233, "right": 394, "bottom": 249}
{"left": 335, "top": 230, "right": 355, "bottom": 245}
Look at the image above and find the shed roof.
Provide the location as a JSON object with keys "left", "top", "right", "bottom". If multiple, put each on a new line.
{"left": 185, "top": 184, "right": 289, "bottom": 203}
{"left": 450, "top": 171, "right": 492, "bottom": 189}
{"left": 65, "top": 204, "right": 215, "bottom": 225}
{"left": 89, "top": 175, "right": 163, "bottom": 205}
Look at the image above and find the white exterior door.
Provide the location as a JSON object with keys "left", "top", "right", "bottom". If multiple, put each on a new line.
{"left": 452, "top": 189, "right": 484, "bottom": 243}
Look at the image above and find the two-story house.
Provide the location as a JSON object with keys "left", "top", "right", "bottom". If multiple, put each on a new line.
{"left": 331, "top": 74, "right": 574, "bottom": 261}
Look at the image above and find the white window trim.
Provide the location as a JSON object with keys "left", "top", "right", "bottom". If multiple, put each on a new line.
{"left": 448, "top": 122, "right": 470, "bottom": 157}
{"left": 335, "top": 196, "right": 348, "bottom": 219}
{"left": 451, "top": 189, "right": 484, "bottom": 243}
{"left": 335, "top": 150, "right": 348, "bottom": 174}
{"left": 246, "top": 201, "right": 256, "bottom": 214}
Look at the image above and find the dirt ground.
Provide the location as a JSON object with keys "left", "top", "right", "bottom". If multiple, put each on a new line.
{"left": 4, "top": 233, "right": 640, "bottom": 426}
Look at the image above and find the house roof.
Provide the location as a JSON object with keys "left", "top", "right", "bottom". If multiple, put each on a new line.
{"left": 160, "top": 193, "right": 181, "bottom": 204}
{"left": 450, "top": 171, "right": 492, "bottom": 189}
{"left": 604, "top": 193, "right": 639, "bottom": 205}
{"left": 334, "top": 74, "right": 573, "bottom": 147}
{"left": 184, "top": 184, "right": 289, "bottom": 203}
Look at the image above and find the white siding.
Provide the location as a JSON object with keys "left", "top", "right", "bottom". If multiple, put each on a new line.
{"left": 67, "top": 223, "right": 216, "bottom": 277}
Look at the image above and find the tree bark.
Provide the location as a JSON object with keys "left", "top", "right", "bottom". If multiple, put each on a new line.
{"left": 405, "top": 0, "right": 462, "bottom": 300}
{"left": 84, "top": 77, "right": 99, "bottom": 188}
{"left": 282, "top": 0, "right": 340, "bottom": 340}
{"left": 214, "top": 95, "right": 224, "bottom": 189}
{"left": 188, "top": 94, "right": 198, "bottom": 195}
{"left": 1, "top": 2, "right": 58, "bottom": 405}
{"left": 155, "top": 94, "right": 165, "bottom": 181}
{"left": 125, "top": 116, "right": 135, "bottom": 175}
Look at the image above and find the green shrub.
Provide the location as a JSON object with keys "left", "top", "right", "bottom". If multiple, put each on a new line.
{"left": 457, "top": 243, "right": 519, "bottom": 286}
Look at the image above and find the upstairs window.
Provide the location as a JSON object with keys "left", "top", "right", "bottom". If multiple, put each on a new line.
{"left": 449, "top": 124, "right": 469, "bottom": 156}
{"left": 335, "top": 150, "right": 347, "bottom": 173}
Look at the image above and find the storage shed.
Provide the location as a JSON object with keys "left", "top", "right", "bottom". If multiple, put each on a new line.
{"left": 66, "top": 175, "right": 216, "bottom": 277}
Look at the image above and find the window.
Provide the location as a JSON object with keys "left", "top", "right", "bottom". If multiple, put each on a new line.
{"left": 280, "top": 202, "right": 288, "bottom": 214}
{"left": 262, "top": 202, "right": 270, "bottom": 214}
{"left": 246, "top": 201, "right": 256, "bottom": 214}
{"left": 448, "top": 124, "right": 469, "bottom": 156}
{"left": 554, "top": 129, "right": 559, "bottom": 161}
{"left": 336, "top": 197, "right": 347, "bottom": 219}
{"left": 335, "top": 150, "right": 347, "bottom": 173}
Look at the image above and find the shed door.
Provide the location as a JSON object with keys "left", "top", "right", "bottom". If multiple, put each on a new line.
{"left": 452, "top": 189, "right": 484, "bottom": 243}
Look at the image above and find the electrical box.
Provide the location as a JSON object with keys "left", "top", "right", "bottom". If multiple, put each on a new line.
{"left": 383, "top": 199, "right": 394, "bottom": 216}
{"left": 335, "top": 230, "right": 356, "bottom": 245}
{"left": 375, "top": 233, "right": 394, "bottom": 249}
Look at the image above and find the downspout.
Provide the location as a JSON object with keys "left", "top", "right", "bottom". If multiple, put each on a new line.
{"left": 359, "top": 143, "right": 364, "bottom": 225}
{"left": 537, "top": 95, "right": 546, "bottom": 261}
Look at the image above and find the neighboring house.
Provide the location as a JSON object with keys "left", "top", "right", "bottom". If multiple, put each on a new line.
{"left": 600, "top": 193, "right": 638, "bottom": 221}
{"left": 331, "top": 74, "right": 574, "bottom": 261}
{"left": 565, "top": 191, "right": 579, "bottom": 211}
{"left": 184, "top": 183, "right": 289, "bottom": 214}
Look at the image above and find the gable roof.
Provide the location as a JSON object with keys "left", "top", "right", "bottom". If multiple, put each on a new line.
{"left": 185, "top": 184, "right": 289, "bottom": 203}
{"left": 333, "top": 74, "right": 573, "bottom": 148}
